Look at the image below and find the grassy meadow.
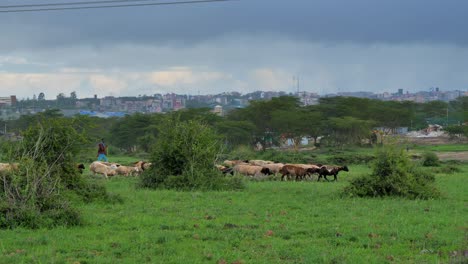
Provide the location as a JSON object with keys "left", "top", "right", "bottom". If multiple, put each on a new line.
{"left": 0, "top": 157, "right": 467, "bottom": 263}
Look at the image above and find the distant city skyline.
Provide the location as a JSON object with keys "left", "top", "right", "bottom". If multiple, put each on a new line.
{"left": 1, "top": 0, "right": 468, "bottom": 99}
{"left": 1, "top": 86, "right": 467, "bottom": 101}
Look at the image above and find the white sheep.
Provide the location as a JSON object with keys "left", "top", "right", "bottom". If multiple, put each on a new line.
{"left": 233, "top": 164, "right": 272, "bottom": 177}
{"left": 133, "top": 161, "right": 152, "bottom": 172}
{"left": 248, "top": 159, "right": 275, "bottom": 166}
{"left": 261, "top": 163, "right": 284, "bottom": 174}
{"left": 89, "top": 161, "right": 117, "bottom": 179}
{"left": 0, "top": 162, "right": 19, "bottom": 173}
{"left": 115, "top": 165, "right": 140, "bottom": 176}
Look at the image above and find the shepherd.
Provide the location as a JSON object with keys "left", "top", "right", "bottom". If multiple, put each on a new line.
{"left": 97, "top": 138, "right": 109, "bottom": 162}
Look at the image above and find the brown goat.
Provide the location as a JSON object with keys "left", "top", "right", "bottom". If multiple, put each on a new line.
{"left": 317, "top": 166, "right": 349, "bottom": 181}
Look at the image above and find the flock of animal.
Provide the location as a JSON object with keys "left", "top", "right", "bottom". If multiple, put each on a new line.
{"left": 0, "top": 161, "right": 152, "bottom": 179}
{"left": 217, "top": 159, "right": 349, "bottom": 181}
{"left": 88, "top": 160, "right": 152, "bottom": 178}
{"left": 1, "top": 159, "right": 348, "bottom": 181}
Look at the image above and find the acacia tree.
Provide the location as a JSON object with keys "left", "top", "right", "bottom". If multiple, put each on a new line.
{"left": 227, "top": 96, "right": 300, "bottom": 148}
{"left": 324, "top": 116, "right": 374, "bottom": 147}
{"left": 270, "top": 109, "right": 321, "bottom": 150}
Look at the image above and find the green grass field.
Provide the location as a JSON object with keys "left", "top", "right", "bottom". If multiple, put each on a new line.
{"left": 0, "top": 163, "right": 466, "bottom": 263}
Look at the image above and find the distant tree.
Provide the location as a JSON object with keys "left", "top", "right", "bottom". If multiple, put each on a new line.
{"left": 324, "top": 116, "right": 374, "bottom": 147}
{"left": 70, "top": 91, "right": 77, "bottom": 100}
{"left": 445, "top": 125, "right": 468, "bottom": 139}
{"left": 56, "top": 93, "right": 66, "bottom": 100}
{"left": 227, "top": 96, "right": 300, "bottom": 148}
{"left": 215, "top": 120, "right": 256, "bottom": 147}
{"left": 423, "top": 100, "right": 448, "bottom": 119}
{"left": 270, "top": 108, "right": 320, "bottom": 150}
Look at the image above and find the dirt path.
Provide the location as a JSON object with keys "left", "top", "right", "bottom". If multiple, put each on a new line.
{"left": 436, "top": 151, "right": 468, "bottom": 161}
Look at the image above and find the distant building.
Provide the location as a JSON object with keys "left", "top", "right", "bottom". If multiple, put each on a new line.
{"left": 0, "top": 96, "right": 17, "bottom": 107}
{"left": 213, "top": 105, "right": 223, "bottom": 116}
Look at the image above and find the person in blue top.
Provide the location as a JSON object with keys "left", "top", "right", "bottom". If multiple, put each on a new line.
{"left": 97, "top": 138, "right": 108, "bottom": 162}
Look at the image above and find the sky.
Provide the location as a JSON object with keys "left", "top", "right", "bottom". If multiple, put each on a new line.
{"left": 1, "top": 0, "right": 468, "bottom": 100}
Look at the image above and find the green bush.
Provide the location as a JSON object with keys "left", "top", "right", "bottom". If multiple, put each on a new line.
{"left": 422, "top": 152, "right": 440, "bottom": 167}
{"left": 0, "top": 159, "right": 83, "bottom": 229}
{"left": 140, "top": 118, "right": 245, "bottom": 191}
{"left": 344, "top": 145, "right": 440, "bottom": 199}
{"left": 0, "top": 118, "right": 115, "bottom": 229}
{"left": 433, "top": 165, "right": 462, "bottom": 174}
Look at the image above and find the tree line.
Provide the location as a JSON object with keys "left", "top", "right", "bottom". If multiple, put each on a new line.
{"left": 2, "top": 96, "right": 467, "bottom": 152}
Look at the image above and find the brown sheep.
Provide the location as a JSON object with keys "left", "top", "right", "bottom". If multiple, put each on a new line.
{"left": 280, "top": 165, "right": 318, "bottom": 181}
{"left": 285, "top": 163, "right": 321, "bottom": 180}
{"left": 318, "top": 165, "right": 349, "bottom": 181}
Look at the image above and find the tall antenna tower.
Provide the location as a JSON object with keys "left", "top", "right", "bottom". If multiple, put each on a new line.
{"left": 292, "top": 75, "right": 300, "bottom": 94}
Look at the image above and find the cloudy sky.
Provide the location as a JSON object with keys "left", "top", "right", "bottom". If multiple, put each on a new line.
{"left": 1, "top": 0, "right": 468, "bottom": 100}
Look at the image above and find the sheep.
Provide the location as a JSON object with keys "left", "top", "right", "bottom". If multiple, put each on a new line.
{"left": 98, "top": 161, "right": 121, "bottom": 167}
{"left": 0, "top": 162, "right": 19, "bottom": 173}
{"left": 248, "top": 160, "right": 275, "bottom": 166}
{"left": 317, "top": 165, "right": 349, "bottom": 181}
{"left": 115, "top": 165, "right": 140, "bottom": 176}
{"left": 284, "top": 163, "right": 321, "bottom": 180}
{"left": 223, "top": 160, "right": 249, "bottom": 167}
{"left": 133, "top": 161, "right": 152, "bottom": 172}
{"left": 233, "top": 164, "right": 272, "bottom": 177}
{"left": 261, "top": 163, "right": 284, "bottom": 175}
{"left": 89, "top": 161, "right": 117, "bottom": 179}
{"left": 215, "top": 164, "right": 234, "bottom": 175}
{"left": 280, "top": 165, "right": 318, "bottom": 181}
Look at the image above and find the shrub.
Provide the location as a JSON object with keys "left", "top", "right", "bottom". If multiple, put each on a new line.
{"left": 433, "top": 165, "right": 462, "bottom": 174}
{"left": 344, "top": 145, "right": 440, "bottom": 199}
{"left": 0, "top": 158, "right": 83, "bottom": 229}
{"left": 140, "top": 118, "right": 245, "bottom": 191}
{"left": 422, "top": 152, "right": 440, "bottom": 167}
{"left": 0, "top": 119, "right": 115, "bottom": 229}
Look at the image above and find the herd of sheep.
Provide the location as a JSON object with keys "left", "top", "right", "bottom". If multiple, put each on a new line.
{"left": 88, "top": 160, "right": 152, "bottom": 178}
{"left": 1, "top": 159, "right": 348, "bottom": 182}
{"left": 0, "top": 161, "right": 152, "bottom": 179}
{"left": 217, "top": 159, "right": 349, "bottom": 181}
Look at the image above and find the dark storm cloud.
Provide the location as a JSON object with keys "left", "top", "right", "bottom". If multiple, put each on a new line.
{"left": 1, "top": 0, "right": 467, "bottom": 50}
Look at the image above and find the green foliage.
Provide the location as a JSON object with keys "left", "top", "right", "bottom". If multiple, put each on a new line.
{"left": 422, "top": 152, "right": 440, "bottom": 167}
{"left": 0, "top": 118, "right": 115, "bottom": 229}
{"left": 445, "top": 125, "right": 468, "bottom": 139}
{"left": 323, "top": 116, "right": 374, "bottom": 147}
{"left": 140, "top": 118, "right": 245, "bottom": 191}
{"left": 226, "top": 145, "right": 256, "bottom": 160}
{"left": 344, "top": 146, "right": 440, "bottom": 199}
{"left": 0, "top": 157, "right": 83, "bottom": 229}
{"left": 433, "top": 164, "right": 462, "bottom": 174}
{"left": 327, "top": 152, "right": 375, "bottom": 165}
